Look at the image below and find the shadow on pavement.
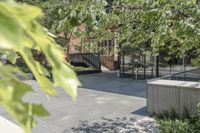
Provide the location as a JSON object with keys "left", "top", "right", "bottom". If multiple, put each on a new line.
{"left": 131, "top": 107, "right": 147, "bottom": 117}
{"left": 69, "top": 116, "right": 157, "bottom": 133}
{"left": 69, "top": 117, "right": 137, "bottom": 133}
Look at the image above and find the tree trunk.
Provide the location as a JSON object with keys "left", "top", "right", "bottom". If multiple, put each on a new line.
{"left": 64, "top": 32, "right": 72, "bottom": 62}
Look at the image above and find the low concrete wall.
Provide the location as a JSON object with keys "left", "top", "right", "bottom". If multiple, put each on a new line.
{"left": 147, "top": 79, "right": 200, "bottom": 115}
{"left": 0, "top": 116, "right": 24, "bottom": 133}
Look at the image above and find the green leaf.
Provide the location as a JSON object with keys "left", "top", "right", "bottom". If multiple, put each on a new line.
{"left": 0, "top": 1, "right": 81, "bottom": 133}
{"left": 52, "top": 63, "right": 80, "bottom": 100}
{"left": 0, "top": 12, "right": 21, "bottom": 50}
{"left": 6, "top": 51, "right": 19, "bottom": 64}
{"left": 0, "top": 64, "right": 49, "bottom": 133}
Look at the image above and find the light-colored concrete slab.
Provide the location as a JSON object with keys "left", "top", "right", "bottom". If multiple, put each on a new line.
{"left": 0, "top": 116, "right": 24, "bottom": 133}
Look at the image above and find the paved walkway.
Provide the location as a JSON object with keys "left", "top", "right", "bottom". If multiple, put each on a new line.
{"left": 0, "top": 72, "right": 147, "bottom": 133}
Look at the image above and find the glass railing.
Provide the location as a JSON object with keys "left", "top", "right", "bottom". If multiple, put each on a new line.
{"left": 161, "top": 68, "right": 200, "bottom": 82}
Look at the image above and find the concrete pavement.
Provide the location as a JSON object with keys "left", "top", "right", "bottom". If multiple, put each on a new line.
{"left": 0, "top": 72, "right": 147, "bottom": 133}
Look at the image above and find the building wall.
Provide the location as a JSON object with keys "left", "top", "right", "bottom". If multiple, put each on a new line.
{"left": 61, "top": 25, "right": 119, "bottom": 70}
{"left": 101, "top": 55, "right": 118, "bottom": 70}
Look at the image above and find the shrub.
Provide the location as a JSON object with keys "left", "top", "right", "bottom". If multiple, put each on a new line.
{"left": 158, "top": 119, "right": 191, "bottom": 133}
{"left": 155, "top": 105, "right": 200, "bottom": 133}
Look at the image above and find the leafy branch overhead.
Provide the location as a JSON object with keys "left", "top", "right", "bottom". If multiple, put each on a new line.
{"left": 0, "top": 0, "right": 80, "bottom": 132}
{"left": 18, "top": 0, "right": 115, "bottom": 49}
{"left": 112, "top": 0, "right": 200, "bottom": 58}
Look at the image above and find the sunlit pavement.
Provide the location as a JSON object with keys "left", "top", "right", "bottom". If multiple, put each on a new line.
{"left": 0, "top": 72, "right": 147, "bottom": 133}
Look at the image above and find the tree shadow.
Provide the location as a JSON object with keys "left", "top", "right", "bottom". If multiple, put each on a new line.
{"left": 69, "top": 116, "right": 157, "bottom": 133}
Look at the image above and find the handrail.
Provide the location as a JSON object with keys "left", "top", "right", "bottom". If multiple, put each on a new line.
{"left": 147, "top": 68, "right": 200, "bottom": 82}
{"left": 158, "top": 68, "right": 200, "bottom": 81}
{"left": 69, "top": 53, "right": 101, "bottom": 70}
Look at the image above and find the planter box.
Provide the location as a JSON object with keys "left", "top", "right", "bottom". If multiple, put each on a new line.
{"left": 147, "top": 79, "right": 200, "bottom": 115}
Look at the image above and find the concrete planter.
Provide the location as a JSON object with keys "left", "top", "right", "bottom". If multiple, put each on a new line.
{"left": 0, "top": 116, "right": 23, "bottom": 133}
{"left": 147, "top": 79, "right": 200, "bottom": 115}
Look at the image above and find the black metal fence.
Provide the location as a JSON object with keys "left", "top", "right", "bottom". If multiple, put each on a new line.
{"left": 119, "top": 48, "right": 198, "bottom": 80}
{"left": 119, "top": 49, "right": 154, "bottom": 80}
{"left": 69, "top": 53, "right": 101, "bottom": 71}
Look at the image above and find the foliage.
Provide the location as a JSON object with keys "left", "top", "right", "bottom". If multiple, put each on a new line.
{"left": 155, "top": 104, "right": 200, "bottom": 133}
{"left": 111, "top": 0, "right": 200, "bottom": 59}
{"left": 0, "top": 0, "right": 80, "bottom": 133}
{"left": 158, "top": 119, "right": 191, "bottom": 133}
{"left": 21, "top": 0, "right": 200, "bottom": 60}
{"left": 19, "top": 66, "right": 31, "bottom": 73}
{"left": 18, "top": 0, "right": 114, "bottom": 56}
{"left": 73, "top": 66, "right": 95, "bottom": 71}
{"left": 4, "top": 0, "right": 200, "bottom": 132}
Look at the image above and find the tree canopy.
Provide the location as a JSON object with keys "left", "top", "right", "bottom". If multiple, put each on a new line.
{"left": 111, "top": 0, "right": 200, "bottom": 60}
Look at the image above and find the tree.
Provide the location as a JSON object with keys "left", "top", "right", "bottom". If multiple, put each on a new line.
{"left": 0, "top": 1, "right": 80, "bottom": 133}
{"left": 18, "top": 0, "right": 113, "bottom": 58}
{"left": 111, "top": 0, "right": 200, "bottom": 62}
